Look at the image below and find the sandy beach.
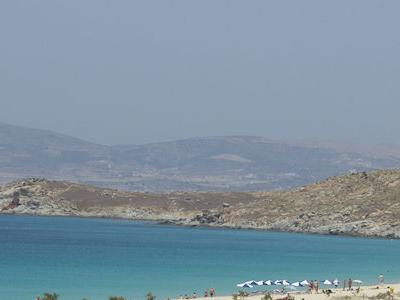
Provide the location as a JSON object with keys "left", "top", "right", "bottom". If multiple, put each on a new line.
{"left": 191, "top": 283, "right": 400, "bottom": 300}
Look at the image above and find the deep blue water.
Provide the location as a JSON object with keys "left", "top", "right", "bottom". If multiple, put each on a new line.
{"left": 0, "top": 215, "right": 399, "bottom": 300}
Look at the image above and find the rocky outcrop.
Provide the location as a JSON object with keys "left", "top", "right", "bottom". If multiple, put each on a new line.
{"left": 190, "top": 210, "right": 224, "bottom": 225}
{"left": 1, "top": 191, "right": 21, "bottom": 211}
{"left": 1, "top": 170, "right": 400, "bottom": 238}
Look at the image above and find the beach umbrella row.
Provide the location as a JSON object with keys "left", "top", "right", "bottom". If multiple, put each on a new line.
{"left": 237, "top": 278, "right": 348, "bottom": 288}
{"left": 237, "top": 279, "right": 309, "bottom": 288}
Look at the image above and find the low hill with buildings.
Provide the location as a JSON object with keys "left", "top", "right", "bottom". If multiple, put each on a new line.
{"left": 2, "top": 122, "right": 400, "bottom": 192}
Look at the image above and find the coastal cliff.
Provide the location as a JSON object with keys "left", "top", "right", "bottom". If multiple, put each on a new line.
{"left": 1, "top": 169, "right": 400, "bottom": 238}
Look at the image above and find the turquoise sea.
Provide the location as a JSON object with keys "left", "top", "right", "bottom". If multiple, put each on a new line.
{"left": 0, "top": 215, "right": 399, "bottom": 300}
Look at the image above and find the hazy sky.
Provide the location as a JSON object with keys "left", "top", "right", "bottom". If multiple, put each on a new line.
{"left": 0, "top": 1, "right": 399, "bottom": 145}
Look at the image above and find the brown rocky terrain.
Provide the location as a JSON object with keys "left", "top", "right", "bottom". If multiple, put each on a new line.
{"left": 1, "top": 169, "right": 400, "bottom": 238}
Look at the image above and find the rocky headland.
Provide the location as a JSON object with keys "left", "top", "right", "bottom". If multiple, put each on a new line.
{"left": 1, "top": 169, "right": 400, "bottom": 238}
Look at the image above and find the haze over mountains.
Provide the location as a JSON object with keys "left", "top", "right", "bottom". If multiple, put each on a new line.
{"left": 2, "top": 122, "right": 400, "bottom": 192}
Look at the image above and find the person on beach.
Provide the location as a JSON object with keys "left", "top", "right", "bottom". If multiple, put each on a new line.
{"left": 316, "top": 281, "right": 319, "bottom": 293}
{"left": 310, "top": 281, "right": 314, "bottom": 293}
{"left": 307, "top": 282, "right": 312, "bottom": 294}
{"left": 348, "top": 278, "right": 353, "bottom": 291}
{"left": 193, "top": 292, "right": 197, "bottom": 298}
{"left": 204, "top": 289, "right": 209, "bottom": 297}
{"left": 343, "top": 280, "right": 347, "bottom": 291}
{"left": 210, "top": 288, "right": 215, "bottom": 297}
{"left": 379, "top": 274, "right": 384, "bottom": 285}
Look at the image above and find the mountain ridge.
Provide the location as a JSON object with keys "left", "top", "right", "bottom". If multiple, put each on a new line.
{"left": 2, "top": 122, "right": 400, "bottom": 191}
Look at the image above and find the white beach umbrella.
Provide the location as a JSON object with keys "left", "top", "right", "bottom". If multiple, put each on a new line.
{"left": 282, "top": 280, "right": 291, "bottom": 286}
{"left": 237, "top": 283, "right": 253, "bottom": 288}
{"left": 352, "top": 280, "right": 363, "bottom": 288}
{"left": 274, "top": 280, "right": 283, "bottom": 285}
{"left": 333, "top": 279, "right": 339, "bottom": 286}
{"left": 291, "top": 282, "right": 300, "bottom": 287}
{"left": 264, "top": 280, "right": 272, "bottom": 286}
{"left": 255, "top": 281, "right": 265, "bottom": 286}
{"left": 300, "top": 280, "right": 310, "bottom": 286}
{"left": 246, "top": 280, "right": 258, "bottom": 285}
{"left": 323, "top": 280, "right": 333, "bottom": 285}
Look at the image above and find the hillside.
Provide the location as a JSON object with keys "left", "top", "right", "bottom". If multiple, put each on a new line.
{"left": 2, "top": 122, "right": 400, "bottom": 192}
{"left": 1, "top": 169, "right": 400, "bottom": 238}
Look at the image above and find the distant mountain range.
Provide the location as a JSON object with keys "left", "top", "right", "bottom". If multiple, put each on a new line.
{"left": 2, "top": 122, "right": 400, "bottom": 191}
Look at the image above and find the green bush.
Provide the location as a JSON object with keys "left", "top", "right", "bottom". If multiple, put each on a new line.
{"left": 262, "top": 293, "right": 272, "bottom": 300}
{"left": 238, "top": 291, "right": 248, "bottom": 298}
{"left": 42, "top": 293, "right": 59, "bottom": 300}
{"left": 146, "top": 292, "right": 156, "bottom": 300}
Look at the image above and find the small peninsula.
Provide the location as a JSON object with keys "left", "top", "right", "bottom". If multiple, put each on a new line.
{"left": 1, "top": 169, "right": 399, "bottom": 239}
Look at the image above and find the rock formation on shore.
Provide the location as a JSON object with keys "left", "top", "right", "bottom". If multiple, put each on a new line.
{"left": 1, "top": 169, "right": 400, "bottom": 238}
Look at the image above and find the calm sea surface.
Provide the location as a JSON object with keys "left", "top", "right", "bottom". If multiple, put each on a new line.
{"left": 1, "top": 215, "right": 399, "bottom": 300}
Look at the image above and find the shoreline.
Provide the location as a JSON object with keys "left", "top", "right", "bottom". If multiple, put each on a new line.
{"left": 189, "top": 283, "right": 400, "bottom": 300}
{"left": 1, "top": 212, "right": 398, "bottom": 240}
{"left": 1, "top": 214, "right": 400, "bottom": 300}
{"left": 2, "top": 172, "right": 400, "bottom": 240}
